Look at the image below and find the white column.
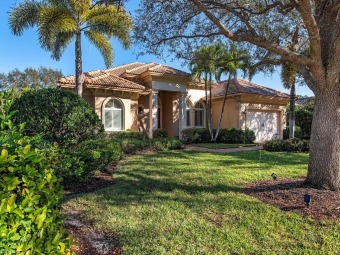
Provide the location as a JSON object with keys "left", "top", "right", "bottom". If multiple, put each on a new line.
{"left": 152, "top": 91, "right": 159, "bottom": 131}
{"left": 178, "top": 93, "right": 187, "bottom": 139}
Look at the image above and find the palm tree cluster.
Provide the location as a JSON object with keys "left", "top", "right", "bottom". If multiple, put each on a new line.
{"left": 9, "top": 0, "right": 132, "bottom": 96}
{"left": 190, "top": 43, "right": 249, "bottom": 141}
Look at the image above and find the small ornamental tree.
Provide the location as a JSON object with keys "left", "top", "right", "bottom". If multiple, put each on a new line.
{"left": 10, "top": 88, "right": 103, "bottom": 146}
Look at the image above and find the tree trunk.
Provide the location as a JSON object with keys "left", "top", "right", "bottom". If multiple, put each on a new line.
{"left": 289, "top": 83, "right": 296, "bottom": 139}
{"left": 213, "top": 76, "right": 230, "bottom": 142}
{"left": 75, "top": 32, "right": 84, "bottom": 97}
{"left": 306, "top": 84, "right": 340, "bottom": 190}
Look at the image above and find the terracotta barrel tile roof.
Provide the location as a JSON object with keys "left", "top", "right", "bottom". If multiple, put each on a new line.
{"left": 58, "top": 62, "right": 191, "bottom": 91}
{"left": 58, "top": 70, "right": 147, "bottom": 92}
{"left": 212, "top": 78, "right": 289, "bottom": 98}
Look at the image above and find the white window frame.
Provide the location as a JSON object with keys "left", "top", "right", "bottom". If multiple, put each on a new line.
{"left": 194, "top": 101, "right": 205, "bottom": 128}
{"left": 102, "top": 98, "right": 124, "bottom": 131}
{"left": 184, "top": 100, "right": 192, "bottom": 128}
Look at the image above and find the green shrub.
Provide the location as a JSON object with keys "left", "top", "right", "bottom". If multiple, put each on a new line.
{"left": 181, "top": 128, "right": 210, "bottom": 143}
{"left": 263, "top": 138, "right": 309, "bottom": 152}
{"left": 283, "top": 126, "right": 302, "bottom": 140}
{"left": 60, "top": 137, "right": 122, "bottom": 183}
{"left": 10, "top": 88, "right": 103, "bottom": 147}
{"left": 119, "top": 138, "right": 152, "bottom": 154}
{"left": 108, "top": 131, "right": 148, "bottom": 140}
{"left": 244, "top": 129, "right": 256, "bottom": 143}
{"left": 295, "top": 108, "right": 313, "bottom": 140}
{"left": 153, "top": 128, "right": 168, "bottom": 138}
{"left": 0, "top": 91, "right": 73, "bottom": 254}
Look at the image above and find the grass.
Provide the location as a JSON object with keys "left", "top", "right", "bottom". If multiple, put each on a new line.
{"left": 64, "top": 150, "right": 340, "bottom": 255}
{"left": 194, "top": 143, "right": 256, "bottom": 149}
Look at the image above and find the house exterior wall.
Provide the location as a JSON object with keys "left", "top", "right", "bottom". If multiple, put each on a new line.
{"left": 211, "top": 97, "right": 240, "bottom": 129}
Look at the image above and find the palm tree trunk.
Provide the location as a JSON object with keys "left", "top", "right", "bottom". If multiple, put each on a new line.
{"left": 204, "top": 73, "right": 209, "bottom": 131}
{"left": 213, "top": 75, "right": 231, "bottom": 141}
{"left": 209, "top": 73, "right": 213, "bottom": 141}
{"left": 289, "top": 83, "right": 296, "bottom": 138}
{"left": 75, "top": 32, "right": 84, "bottom": 97}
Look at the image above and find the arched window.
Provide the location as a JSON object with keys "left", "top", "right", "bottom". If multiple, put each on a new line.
{"left": 185, "top": 101, "right": 191, "bottom": 127}
{"left": 103, "top": 98, "right": 123, "bottom": 131}
{"left": 194, "top": 102, "right": 205, "bottom": 127}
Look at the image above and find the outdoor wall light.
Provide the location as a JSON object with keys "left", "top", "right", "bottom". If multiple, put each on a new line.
{"left": 271, "top": 172, "right": 278, "bottom": 180}
{"left": 304, "top": 194, "right": 311, "bottom": 207}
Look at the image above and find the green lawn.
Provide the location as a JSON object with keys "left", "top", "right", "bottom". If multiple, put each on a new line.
{"left": 193, "top": 143, "right": 256, "bottom": 149}
{"left": 64, "top": 150, "right": 340, "bottom": 255}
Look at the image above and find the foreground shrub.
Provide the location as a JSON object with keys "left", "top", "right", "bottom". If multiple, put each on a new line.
{"left": 263, "top": 138, "right": 309, "bottom": 152}
{"left": 10, "top": 88, "right": 103, "bottom": 147}
{"left": 153, "top": 128, "right": 168, "bottom": 138}
{"left": 0, "top": 91, "right": 73, "bottom": 254}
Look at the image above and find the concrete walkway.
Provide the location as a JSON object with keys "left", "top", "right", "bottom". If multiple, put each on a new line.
{"left": 185, "top": 145, "right": 263, "bottom": 154}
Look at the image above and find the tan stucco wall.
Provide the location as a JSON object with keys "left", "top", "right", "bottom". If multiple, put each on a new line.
{"left": 211, "top": 97, "right": 240, "bottom": 129}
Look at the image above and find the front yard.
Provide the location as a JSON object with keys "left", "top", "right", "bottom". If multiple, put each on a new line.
{"left": 64, "top": 150, "right": 340, "bottom": 254}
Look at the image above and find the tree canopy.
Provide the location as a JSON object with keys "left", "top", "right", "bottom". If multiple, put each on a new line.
{"left": 0, "top": 67, "right": 62, "bottom": 91}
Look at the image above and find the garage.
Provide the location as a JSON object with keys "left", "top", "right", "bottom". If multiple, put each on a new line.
{"left": 246, "top": 111, "right": 279, "bottom": 142}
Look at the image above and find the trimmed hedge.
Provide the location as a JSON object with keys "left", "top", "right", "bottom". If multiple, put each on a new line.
{"left": 153, "top": 129, "right": 168, "bottom": 138}
{"left": 10, "top": 88, "right": 103, "bottom": 147}
{"left": 181, "top": 128, "right": 256, "bottom": 144}
{"left": 59, "top": 138, "right": 122, "bottom": 183}
{"left": 263, "top": 138, "right": 309, "bottom": 152}
{"left": 107, "top": 131, "right": 147, "bottom": 140}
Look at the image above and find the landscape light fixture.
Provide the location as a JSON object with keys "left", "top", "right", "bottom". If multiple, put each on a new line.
{"left": 304, "top": 194, "right": 311, "bottom": 207}
{"left": 271, "top": 172, "right": 278, "bottom": 180}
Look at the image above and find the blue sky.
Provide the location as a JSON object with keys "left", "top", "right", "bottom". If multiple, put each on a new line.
{"left": 0, "top": 1, "right": 313, "bottom": 96}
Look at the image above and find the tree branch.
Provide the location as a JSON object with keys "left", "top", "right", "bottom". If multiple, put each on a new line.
{"left": 190, "top": 0, "right": 314, "bottom": 67}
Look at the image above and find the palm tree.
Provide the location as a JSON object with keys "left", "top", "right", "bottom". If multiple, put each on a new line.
{"left": 281, "top": 62, "right": 298, "bottom": 138}
{"left": 190, "top": 44, "right": 222, "bottom": 139}
{"left": 213, "top": 44, "right": 249, "bottom": 141}
{"left": 9, "top": 0, "right": 132, "bottom": 97}
{"left": 190, "top": 43, "right": 249, "bottom": 141}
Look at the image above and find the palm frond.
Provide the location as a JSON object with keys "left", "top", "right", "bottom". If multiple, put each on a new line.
{"left": 9, "top": 1, "right": 41, "bottom": 35}
{"left": 50, "top": 32, "right": 75, "bottom": 60}
{"left": 85, "top": 30, "right": 113, "bottom": 68}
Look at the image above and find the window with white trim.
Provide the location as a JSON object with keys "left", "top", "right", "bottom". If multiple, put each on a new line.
{"left": 103, "top": 99, "right": 123, "bottom": 131}
{"left": 194, "top": 102, "right": 205, "bottom": 127}
{"left": 185, "top": 101, "right": 191, "bottom": 127}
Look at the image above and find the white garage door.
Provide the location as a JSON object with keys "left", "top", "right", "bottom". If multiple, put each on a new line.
{"left": 247, "top": 111, "right": 278, "bottom": 142}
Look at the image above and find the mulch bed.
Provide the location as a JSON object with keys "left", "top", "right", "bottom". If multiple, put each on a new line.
{"left": 244, "top": 178, "right": 340, "bottom": 220}
{"left": 63, "top": 161, "right": 121, "bottom": 255}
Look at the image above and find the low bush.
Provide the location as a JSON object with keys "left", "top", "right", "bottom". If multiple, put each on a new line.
{"left": 108, "top": 131, "right": 148, "bottom": 140}
{"left": 151, "top": 138, "right": 182, "bottom": 151}
{"left": 182, "top": 128, "right": 256, "bottom": 144}
{"left": 10, "top": 88, "right": 103, "bottom": 147}
{"left": 181, "top": 128, "right": 210, "bottom": 143}
{"left": 283, "top": 126, "right": 302, "bottom": 140}
{"left": 119, "top": 138, "right": 152, "bottom": 154}
{"left": 59, "top": 138, "right": 122, "bottom": 183}
{"left": 153, "top": 128, "right": 168, "bottom": 138}
{"left": 263, "top": 138, "right": 309, "bottom": 152}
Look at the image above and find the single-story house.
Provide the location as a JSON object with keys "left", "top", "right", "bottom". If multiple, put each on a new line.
{"left": 58, "top": 62, "right": 289, "bottom": 142}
